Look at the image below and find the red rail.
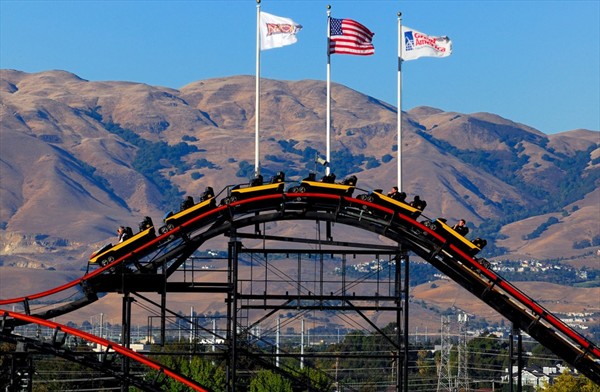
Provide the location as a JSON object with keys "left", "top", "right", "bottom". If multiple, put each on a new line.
{"left": 346, "top": 194, "right": 600, "bottom": 361}
{"left": 0, "top": 205, "right": 231, "bottom": 306}
{"left": 454, "top": 242, "right": 600, "bottom": 359}
{"left": 1, "top": 309, "right": 209, "bottom": 391}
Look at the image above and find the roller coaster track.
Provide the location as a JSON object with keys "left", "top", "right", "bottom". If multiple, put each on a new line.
{"left": 0, "top": 310, "right": 209, "bottom": 391}
{"left": 1, "top": 190, "right": 599, "bottom": 386}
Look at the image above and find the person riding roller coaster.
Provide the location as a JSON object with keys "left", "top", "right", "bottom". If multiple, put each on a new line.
{"left": 180, "top": 196, "right": 194, "bottom": 212}
{"left": 410, "top": 195, "right": 427, "bottom": 211}
{"left": 321, "top": 173, "right": 336, "bottom": 183}
{"left": 452, "top": 219, "right": 469, "bottom": 236}
{"left": 387, "top": 186, "right": 407, "bottom": 202}
{"left": 199, "top": 186, "right": 215, "bottom": 202}
{"left": 270, "top": 171, "right": 285, "bottom": 184}
{"left": 138, "top": 216, "right": 153, "bottom": 232}
{"left": 303, "top": 172, "right": 317, "bottom": 182}
{"left": 117, "top": 226, "right": 132, "bottom": 243}
{"left": 250, "top": 174, "right": 264, "bottom": 187}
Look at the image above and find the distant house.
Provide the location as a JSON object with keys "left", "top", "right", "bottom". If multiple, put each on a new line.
{"left": 503, "top": 364, "right": 576, "bottom": 389}
{"left": 520, "top": 366, "right": 550, "bottom": 388}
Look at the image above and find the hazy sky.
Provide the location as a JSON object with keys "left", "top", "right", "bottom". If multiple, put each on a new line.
{"left": 1, "top": 0, "right": 598, "bottom": 135}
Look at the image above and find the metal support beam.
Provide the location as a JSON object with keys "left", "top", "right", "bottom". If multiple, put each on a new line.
{"left": 227, "top": 229, "right": 241, "bottom": 392}
{"left": 396, "top": 252, "right": 402, "bottom": 392}
{"left": 161, "top": 263, "right": 167, "bottom": 347}
{"left": 121, "top": 292, "right": 132, "bottom": 392}
{"left": 402, "top": 248, "right": 410, "bottom": 392}
{"left": 509, "top": 323, "right": 523, "bottom": 392}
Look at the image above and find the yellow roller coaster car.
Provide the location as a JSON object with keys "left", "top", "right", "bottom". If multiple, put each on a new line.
{"left": 356, "top": 190, "right": 422, "bottom": 219}
{"left": 160, "top": 187, "right": 217, "bottom": 234}
{"left": 289, "top": 173, "right": 357, "bottom": 197}
{"left": 220, "top": 172, "right": 285, "bottom": 205}
{"left": 89, "top": 219, "right": 156, "bottom": 266}
{"left": 422, "top": 218, "right": 486, "bottom": 257}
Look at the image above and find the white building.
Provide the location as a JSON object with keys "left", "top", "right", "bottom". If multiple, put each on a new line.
{"left": 503, "top": 364, "right": 576, "bottom": 389}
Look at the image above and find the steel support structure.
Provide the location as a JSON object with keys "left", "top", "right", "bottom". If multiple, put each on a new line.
{"left": 509, "top": 323, "right": 523, "bottom": 392}
{"left": 121, "top": 291, "right": 133, "bottom": 392}
{"left": 227, "top": 229, "right": 241, "bottom": 392}
{"left": 402, "top": 248, "right": 410, "bottom": 392}
{"left": 231, "top": 233, "right": 408, "bottom": 391}
{"left": 3, "top": 192, "right": 600, "bottom": 390}
{"left": 89, "top": 234, "right": 410, "bottom": 391}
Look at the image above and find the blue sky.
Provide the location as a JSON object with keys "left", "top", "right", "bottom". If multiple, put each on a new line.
{"left": 1, "top": 0, "right": 598, "bottom": 135}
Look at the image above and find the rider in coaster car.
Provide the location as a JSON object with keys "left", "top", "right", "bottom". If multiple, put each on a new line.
{"left": 200, "top": 186, "right": 215, "bottom": 201}
{"left": 250, "top": 174, "right": 264, "bottom": 187}
{"left": 452, "top": 219, "right": 469, "bottom": 236}
{"left": 321, "top": 173, "right": 336, "bottom": 183}
{"left": 304, "top": 172, "right": 317, "bottom": 181}
{"left": 180, "top": 196, "right": 194, "bottom": 211}
{"left": 387, "top": 186, "right": 407, "bottom": 202}
{"left": 117, "top": 226, "right": 131, "bottom": 243}
{"left": 410, "top": 195, "right": 427, "bottom": 211}
{"left": 341, "top": 175, "right": 357, "bottom": 186}
{"left": 473, "top": 238, "right": 487, "bottom": 249}
{"left": 270, "top": 171, "right": 285, "bottom": 183}
{"left": 138, "top": 216, "right": 153, "bottom": 232}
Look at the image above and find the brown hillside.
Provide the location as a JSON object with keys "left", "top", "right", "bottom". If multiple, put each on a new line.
{"left": 0, "top": 69, "right": 598, "bottom": 267}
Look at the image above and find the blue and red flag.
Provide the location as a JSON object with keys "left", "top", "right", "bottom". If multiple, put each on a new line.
{"left": 329, "top": 17, "right": 374, "bottom": 56}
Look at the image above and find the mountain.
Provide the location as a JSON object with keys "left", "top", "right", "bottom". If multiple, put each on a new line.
{"left": 0, "top": 69, "right": 598, "bottom": 272}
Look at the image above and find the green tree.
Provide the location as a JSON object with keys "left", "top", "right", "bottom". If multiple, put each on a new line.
{"left": 299, "top": 366, "right": 334, "bottom": 391}
{"left": 148, "top": 345, "right": 226, "bottom": 392}
{"left": 467, "top": 334, "right": 508, "bottom": 382}
{"left": 180, "top": 357, "right": 227, "bottom": 392}
{"left": 249, "top": 369, "right": 293, "bottom": 392}
{"left": 416, "top": 349, "right": 434, "bottom": 377}
{"left": 539, "top": 371, "right": 600, "bottom": 392}
{"left": 528, "top": 343, "right": 557, "bottom": 367}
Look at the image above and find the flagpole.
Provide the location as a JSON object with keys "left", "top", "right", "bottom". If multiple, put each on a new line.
{"left": 326, "top": 5, "right": 332, "bottom": 175}
{"left": 397, "top": 12, "right": 403, "bottom": 191}
{"left": 255, "top": 0, "right": 261, "bottom": 177}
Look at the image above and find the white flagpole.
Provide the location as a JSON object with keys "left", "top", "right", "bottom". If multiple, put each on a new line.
{"left": 255, "top": 0, "right": 261, "bottom": 177}
{"left": 397, "top": 12, "right": 403, "bottom": 191}
{"left": 326, "top": 5, "right": 332, "bottom": 175}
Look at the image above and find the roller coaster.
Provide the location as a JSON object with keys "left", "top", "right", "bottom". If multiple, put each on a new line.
{"left": 1, "top": 172, "right": 599, "bottom": 391}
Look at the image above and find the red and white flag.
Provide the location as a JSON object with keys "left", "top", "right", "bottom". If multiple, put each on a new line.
{"left": 260, "top": 12, "right": 302, "bottom": 50}
{"left": 401, "top": 26, "right": 451, "bottom": 61}
{"left": 329, "top": 17, "right": 374, "bottom": 56}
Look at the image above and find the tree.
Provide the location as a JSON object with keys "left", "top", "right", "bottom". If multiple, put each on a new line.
{"left": 181, "top": 357, "right": 227, "bottom": 392}
{"left": 462, "top": 333, "right": 509, "bottom": 388}
{"left": 528, "top": 343, "right": 557, "bottom": 367}
{"left": 295, "top": 366, "right": 333, "bottom": 392}
{"left": 148, "top": 345, "right": 226, "bottom": 392}
{"left": 249, "top": 369, "right": 293, "bottom": 392}
{"left": 540, "top": 370, "right": 600, "bottom": 392}
{"left": 416, "top": 349, "right": 435, "bottom": 377}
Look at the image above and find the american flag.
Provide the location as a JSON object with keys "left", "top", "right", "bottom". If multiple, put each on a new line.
{"left": 329, "top": 17, "right": 374, "bottom": 56}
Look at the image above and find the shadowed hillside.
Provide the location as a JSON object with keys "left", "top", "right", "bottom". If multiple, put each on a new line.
{"left": 0, "top": 70, "right": 598, "bottom": 271}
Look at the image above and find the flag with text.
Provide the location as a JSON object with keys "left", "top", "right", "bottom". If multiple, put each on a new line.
{"left": 260, "top": 12, "right": 302, "bottom": 50}
{"left": 401, "top": 26, "right": 451, "bottom": 60}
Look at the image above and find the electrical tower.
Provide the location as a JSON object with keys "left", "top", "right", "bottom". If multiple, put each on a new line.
{"left": 456, "top": 313, "right": 470, "bottom": 392}
{"left": 437, "top": 315, "right": 453, "bottom": 392}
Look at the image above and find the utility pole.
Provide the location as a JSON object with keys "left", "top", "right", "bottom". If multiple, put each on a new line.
{"left": 456, "top": 313, "right": 470, "bottom": 392}
{"left": 437, "top": 315, "right": 453, "bottom": 392}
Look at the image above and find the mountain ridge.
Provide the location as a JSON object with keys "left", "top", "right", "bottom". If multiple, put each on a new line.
{"left": 0, "top": 69, "right": 598, "bottom": 271}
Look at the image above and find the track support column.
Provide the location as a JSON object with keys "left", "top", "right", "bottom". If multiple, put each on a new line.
{"left": 121, "top": 292, "right": 133, "bottom": 392}
{"left": 227, "top": 230, "right": 241, "bottom": 392}
{"left": 402, "top": 247, "right": 410, "bottom": 392}
{"left": 161, "top": 261, "right": 167, "bottom": 347}
{"left": 395, "top": 246, "right": 409, "bottom": 392}
{"left": 509, "top": 324, "right": 523, "bottom": 392}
